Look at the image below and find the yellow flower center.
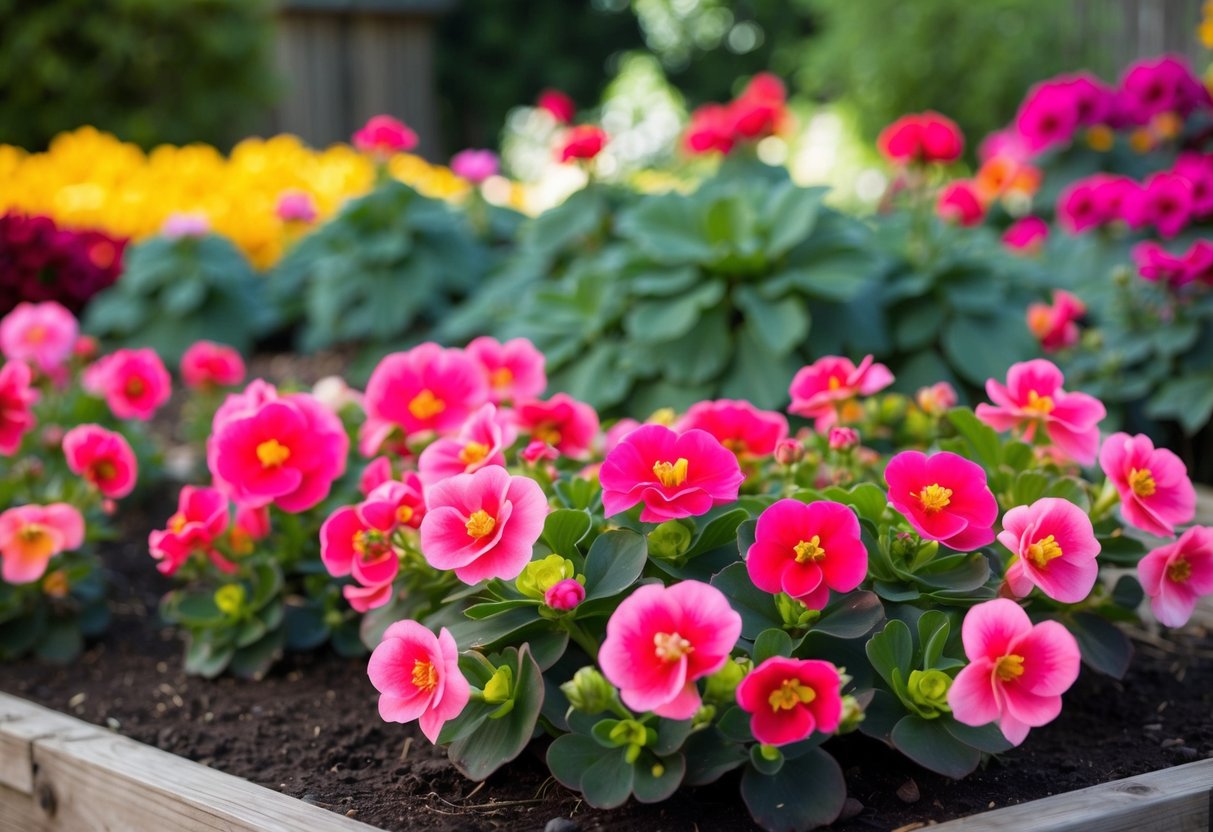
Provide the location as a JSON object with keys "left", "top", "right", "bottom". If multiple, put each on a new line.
{"left": 652, "top": 458, "right": 689, "bottom": 488}
{"left": 489, "top": 367, "right": 513, "bottom": 388}
{"left": 533, "top": 423, "right": 562, "bottom": 445}
{"left": 653, "top": 631, "right": 693, "bottom": 662}
{"left": 768, "top": 679, "right": 817, "bottom": 712}
{"left": 994, "top": 654, "right": 1025, "bottom": 682}
{"left": 396, "top": 504, "right": 414, "bottom": 525}
{"left": 1026, "top": 534, "right": 1064, "bottom": 568}
{"left": 16, "top": 524, "right": 54, "bottom": 561}
{"left": 916, "top": 483, "right": 952, "bottom": 513}
{"left": 1025, "top": 390, "right": 1054, "bottom": 415}
{"left": 722, "top": 438, "right": 747, "bottom": 455}
{"left": 465, "top": 509, "right": 496, "bottom": 539}
{"left": 408, "top": 389, "right": 445, "bottom": 420}
{"left": 412, "top": 659, "right": 438, "bottom": 693}
{"left": 458, "top": 441, "right": 489, "bottom": 465}
{"left": 648, "top": 408, "right": 677, "bottom": 426}
{"left": 89, "top": 460, "right": 117, "bottom": 483}
{"left": 1129, "top": 467, "right": 1156, "bottom": 497}
{"left": 1086, "top": 124, "right": 1115, "bottom": 152}
{"left": 26, "top": 325, "right": 46, "bottom": 344}
{"left": 828, "top": 376, "right": 843, "bottom": 391}
{"left": 169, "top": 513, "right": 187, "bottom": 534}
{"left": 256, "top": 438, "right": 291, "bottom": 468}
{"left": 125, "top": 377, "right": 146, "bottom": 398}
{"left": 1167, "top": 557, "right": 1192, "bottom": 584}
{"left": 793, "top": 535, "right": 826, "bottom": 564}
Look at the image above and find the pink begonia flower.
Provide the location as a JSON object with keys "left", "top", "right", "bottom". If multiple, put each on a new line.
{"left": 1123, "top": 172, "right": 1192, "bottom": 238}
{"left": 1056, "top": 178, "right": 1104, "bottom": 234}
{"left": 538, "top": 89, "right": 576, "bottom": 124}
{"left": 514, "top": 393, "right": 599, "bottom": 458}
{"left": 685, "top": 104, "right": 736, "bottom": 156}
{"left": 603, "top": 418, "right": 642, "bottom": 454}
{"left": 180, "top": 341, "right": 246, "bottom": 390}
{"left": 520, "top": 439, "right": 559, "bottom": 464}
{"left": 0, "top": 360, "right": 38, "bottom": 455}
{"left": 728, "top": 72, "right": 788, "bottom": 141}
{"left": 62, "top": 424, "right": 138, "bottom": 499}
{"left": 210, "top": 390, "right": 349, "bottom": 512}
{"left": 558, "top": 125, "right": 608, "bottom": 163}
{"left": 788, "top": 354, "right": 894, "bottom": 431}
{"left": 599, "top": 581, "right": 742, "bottom": 719}
{"left": 1138, "top": 526, "right": 1213, "bottom": 627}
{"left": 1027, "top": 290, "right": 1085, "bottom": 352}
{"left": 885, "top": 450, "right": 998, "bottom": 551}
{"left": 999, "top": 498, "right": 1101, "bottom": 603}
{"left": 1132, "top": 241, "right": 1191, "bottom": 288}
{"left": 1119, "top": 54, "right": 1210, "bottom": 123}
{"left": 320, "top": 503, "right": 400, "bottom": 612}
{"left": 1002, "top": 216, "right": 1050, "bottom": 254}
{"left": 362, "top": 474, "right": 427, "bottom": 532}
{"left": 368, "top": 620, "right": 470, "bottom": 744}
{"left": 465, "top": 336, "right": 546, "bottom": 404}
{"left": 676, "top": 399, "right": 789, "bottom": 458}
{"left": 735, "top": 657, "right": 843, "bottom": 747}
{"left": 948, "top": 598, "right": 1080, "bottom": 746}
{"left": 976, "top": 360, "right": 1105, "bottom": 465}
{"left": 1092, "top": 175, "right": 1140, "bottom": 221}
{"left": 1173, "top": 152, "right": 1213, "bottom": 218}
{"left": 230, "top": 504, "right": 270, "bottom": 555}
{"left": 450, "top": 149, "right": 499, "bottom": 185}
{"left": 148, "top": 486, "right": 233, "bottom": 576}
{"left": 353, "top": 115, "right": 418, "bottom": 157}
{"left": 419, "top": 465, "right": 547, "bottom": 585}
{"left": 419, "top": 403, "right": 516, "bottom": 488}
{"left": 545, "top": 578, "right": 585, "bottom": 611}
{"left": 0, "top": 301, "right": 78, "bottom": 377}
{"left": 878, "top": 112, "right": 964, "bottom": 165}
{"left": 1015, "top": 80, "right": 1082, "bottom": 154}
{"left": 936, "top": 180, "right": 986, "bottom": 227}
{"left": 73, "top": 335, "right": 99, "bottom": 361}
{"left": 915, "top": 382, "right": 958, "bottom": 416}
{"left": 360, "top": 456, "right": 396, "bottom": 497}
{"left": 161, "top": 212, "right": 210, "bottom": 239}
{"left": 83, "top": 348, "right": 172, "bottom": 421}
{"left": 361, "top": 343, "right": 488, "bottom": 456}
{"left": 746, "top": 499, "right": 868, "bottom": 610}
{"left": 0, "top": 503, "right": 85, "bottom": 584}
{"left": 828, "top": 427, "right": 859, "bottom": 451}
{"left": 1099, "top": 432, "right": 1195, "bottom": 538}
{"left": 599, "top": 425, "right": 744, "bottom": 522}
{"left": 275, "top": 190, "right": 318, "bottom": 224}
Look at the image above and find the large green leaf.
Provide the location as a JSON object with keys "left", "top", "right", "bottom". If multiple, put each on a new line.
{"left": 448, "top": 646, "right": 545, "bottom": 779}
{"left": 740, "top": 748, "right": 846, "bottom": 832}
{"left": 891, "top": 715, "right": 982, "bottom": 778}
{"left": 711, "top": 562, "right": 782, "bottom": 639}
{"left": 583, "top": 530, "right": 648, "bottom": 601}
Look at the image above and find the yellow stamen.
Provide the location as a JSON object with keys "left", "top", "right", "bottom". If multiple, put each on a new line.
{"left": 15, "top": 524, "right": 55, "bottom": 562}
{"left": 768, "top": 679, "right": 817, "bottom": 712}
{"left": 994, "top": 654, "right": 1025, "bottom": 682}
{"left": 396, "top": 504, "right": 414, "bottom": 525}
{"left": 793, "top": 535, "right": 825, "bottom": 564}
{"left": 648, "top": 408, "right": 677, "bottom": 426}
{"left": 256, "top": 438, "right": 291, "bottom": 468}
{"left": 89, "top": 460, "right": 117, "bottom": 483}
{"left": 41, "top": 570, "right": 69, "bottom": 599}
{"left": 1025, "top": 390, "right": 1054, "bottom": 415}
{"left": 489, "top": 367, "right": 513, "bottom": 388}
{"left": 653, "top": 632, "right": 693, "bottom": 662}
{"left": 652, "top": 458, "right": 689, "bottom": 488}
{"left": 828, "top": 376, "right": 842, "bottom": 391}
{"left": 465, "top": 509, "right": 496, "bottom": 539}
{"left": 722, "top": 438, "right": 747, "bottom": 455}
{"left": 408, "top": 389, "right": 445, "bottom": 420}
{"left": 1129, "top": 468, "right": 1156, "bottom": 497}
{"left": 169, "top": 513, "right": 187, "bottom": 534}
{"left": 458, "top": 441, "right": 489, "bottom": 465}
{"left": 412, "top": 659, "right": 438, "bottom": 693}
{"left": 1026, "top": 534, "right": 1064, "bottom": 569}
{"left": 26, "top": 325, "right": 46, "bottom": 344}
{"left": 1167, "top": 557, "right": 1192, "bottom": 584}
{"left": 533, "top": 423, "right": 562, "bottom": 445}
{"left": 125, "top": 377, "right": 146, "bottom": 398}
{"left": 916, "top": 483, "right": 952, "bottom": 513}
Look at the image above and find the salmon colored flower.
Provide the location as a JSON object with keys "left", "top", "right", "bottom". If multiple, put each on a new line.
{"left": 62, "top": 424, "right": 138, "bottom": 499}
{"left": 558, "top": 125, "right": 607, "bottom": 163}
{"left": 999, "top": 498, "right": 1100, "bottom": 603}
{"left": 0, "top": 503, "right": 85, "bottom": 584}
{"left": 514, "top": 393, "right": 598, "bottom": 458}
{"left": 948, "top": 599, "right": 1081, "bottom": 746}
{"left": 885, "top": 450, "right": 997, "bottom": 551}
{"left": 599, "top": 581, "right": 742, "bottom": 718}
{"left": 0, "top": 301, "right": 78, "bottom": 377}
{"left": 0, "top": 360, "right": 38, "bottom": 455}
{"left": 1027, "top": 290, "right": 1085, "bottom": 352}
{"left": 148, "top": 486, "right": 232, "bottom": 575}
{"left": 84, "top": 348, "right": 172, "bottom": 421}
{"left": 465, "top": 336, "right": 546, "bottom": 404}
{"left": 788, "top": 355, "right": 894, "bottom": 431}
{"left": 353, "top": 115, "right": 418, "bottom": 157}
{"left": 419, "top": 403, "right": 516, "bottom": 488}
{"left": 915, "top": 382, "right": 958, "bottom": 416}
{"left": 735, "top": 657, "right": 843, "bottom": 746}
{"left": 747, "top": 500, "right": 868, "bottom": 610}
{"left": 599, "top": 425, "right": 744, "bottom": 522}
{"left": 181, "top": 341, "right": 246, "bottom": 390}
{"left": 419, "top": 465, "right": 547, "bottom": 584}
{"left": 368, "top": 620, "right": 470, "bottom": 743}
{"left": 1099, "top": 432, "right": 1195, "bottom": 538}
{"left": 677, "top": 399, "right": 788, "bottom": 458}
{"left": 976, "top": 360, "right": 1105, "bottom": 465}
{"left": 1138, "top": 526, "right": 1213, "bottom": 627}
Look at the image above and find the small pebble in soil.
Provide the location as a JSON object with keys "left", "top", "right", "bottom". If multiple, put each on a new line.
{"left": 896, "top": 778, "right": 920, "bottom": 804}
{"left": 1161, "top": 738, "right": 1185, "bottom": 748}
{"left": 544, "top": 818, "right": 579, "bottom": 832}
{"left": 838, "top": 798, "right": 864, "bottom": 821}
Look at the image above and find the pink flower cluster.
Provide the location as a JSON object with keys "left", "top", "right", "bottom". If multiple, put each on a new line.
{"left": 0, "top": 359, "right": 38, "bottom": 455}
{"left": 0, "top": 301, "right": 78, "bottom": 379}
{"left": 684, "top": 73, "right": 789, "bottom": 156}
{"left": 1132, "top": 240, "right": 1213, "bottom": 289}
{"left": 83, "top": 348, "right": 172, "bottom": 421}
{"left": 1026, "top": 290, "right": 1085, "bottom": 352}
{"left": 877, "top": 112, "right": 964, "bottom": 166}
{"left": 1057, "top": 154, "right": 1213, "bottom": 240}
{"left": 976, "top": 360, "right": 1105, "bottom": 465}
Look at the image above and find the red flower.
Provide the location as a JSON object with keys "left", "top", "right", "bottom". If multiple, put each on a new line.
{"left": 538, "top": 89, "right": 576, "bottom": 124}
{"left": 558, "top": 125, "right": 608, "bottom": 163}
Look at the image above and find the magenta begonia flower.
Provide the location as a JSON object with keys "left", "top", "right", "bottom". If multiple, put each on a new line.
{"left": 450, "top": 149, "right": 500, "bottom": 185}
{"left": 465, "top": 336, "right": 546, "bottom": 404}
{"left": 788, "top": 354, "right": 893, "bottom": 431}
{"left": 1002, "top": 216, "right": 1050, "bottom": 254}
{"left": 1124, "top": 172, "right": 1192, "bottom": 238}
{"left": 1138, "top": 526, "right": 1213, "bottom": 628}
{"left": 936, "top": 180, "right": 986, "bottom": 227}
{"left": 976, "top": 359, "right": 1105, "bottom": 465}
{"left": 63, "top": 424, "right": 138, "bottom": 499}
{"left": 599, "top": 581, "right": 742, "bottom": 719}
{"left": 0, "top": 360, "right": 38, "bottom": 455}
{"left": 320, "top": 500, "right": 401, "bottom": 613}
{"left": 747, "top": 499, "right": 868, "bottom": 610}
{"left": 0, "top": 301, "right": 78, "bottom": 377}
{"left": 1099, "top": 432, "right": 1195, "bottom": 538}
{"left": 885, "top": 451, "right": 997, "bottom": 551}
{"left": 1027, "top": 290, "right": 1085, "bottom": 352}
{"left": 181, "top": 341, "right": 246, "bottom": 390}
{"left": 83, "top": 348, "right": 172, "bottom": 421}
{"left": 677, "top": 399, "right": 789, "bottom": 458}
{"left": 275, "top": 190, "right": 318, "bottom": 224}
{"left": 0, "top": 503, "right": 85, "bottom": 584}
{"left": 419, "top": 403, "right": 516, "bottom": 489}
{"left": 514, "top": 393, "right": 599, "bottom": 458}
{"left": 362, "top": 474, "right": 427, "bottom": 532}
{"left": 599, "top": 424, "right": 744, "bottom": 522}
{"left": 368, "top": 620, "right": 469, "bottom": 744}
{"left": 353, "top": 115, "right": 418, "bottom": 157}
{"left": 419, "top": 465, "right": 547, "bottom": 585}
{"left": 148, "top": 486, "right": 232, "bottom": 576}
{"left": 735, "top": 657, "right": 842, "bottom": 746}
{"left": 999, "top": 498, "right": 1100, "bottom": 603}
{"left": 948, "top": 599, "right": 1080, "bottom": 746}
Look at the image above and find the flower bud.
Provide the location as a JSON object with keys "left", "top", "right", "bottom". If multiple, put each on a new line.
{"left": 544, "top": 578, "right": 586, "bottom": 611}
{"left": 520, "top": 440, "right": 558, "bottom": 464}
{"left": 774, "top": 438, "right": 804, "bottom": 466}
{"left": 483, "top": 664, "right": 514, "bottom": 704}
{"left": 704, "top": 656, "right": 752, "bottom": 703}
{"left": 515, "top": 554, "right": 578, "bottom": 600}
{"left": 828, "top": 427, "right": 859, "bottom": 451}
{"left": 837, "top": 694, "right": 866, "bottom": 734}
{"left": 906, "top": 669, "right": 952, "bottom": 718}
{"left": 691, "top": 704, "right": 717, "bottom": 730}
{"left": 41, "top": 569, "right": 70, "bottom": 599}
{"left": 915, "top": 382, "right": 957, "bottom": 416}
{"left": 560, "top": 667, "right": 617, "bottom": 715}
{"left": 647, "top": 520, "right": 693, "bottom": 561}
{"left": 214, "top": 584, "right": 247, "bottom": 617}
{"left": 73, "top": 335, "right": 99, "bottom": 360}
{"left": 774, "top": 592, "right": 818, "bottom": 629}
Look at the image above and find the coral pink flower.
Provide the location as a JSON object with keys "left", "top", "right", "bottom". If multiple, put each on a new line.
{"left": 599, "top": 425, "right": 744, "bottom": 522}
{"left": 362, "top": 474, "right": 427, "bottom": 531}
{"left": 465, "top": 336, "right": 546, "bottom": 404}
{"left": 885, "top": 451, "right": 998, "bottom": 551}
{"left": 148, "top": 486, "right": 232, "bottom": 575}
{"left": 976, "top": 360, "right": 1105, "bottom": 465}
{"left": 915, "top": 382, "right": 958, "bottom": 416}
{"left": 936, "top": 180, "right": 986, "bottom": 226}
{"left": 368, "top": 620, "right": 470, "bottom": 743}
{"left": 210, "top": 391, "right": 349, "bottom": 512}
{"left": 735, "top": 657, "right": 843, "bottom": 746}
{"left": 275, "top": 190, "right": 318, "bottom": 224}
{"left": 0, "top": 301, "right": 78, "bottom": 377}
{"left": 360, "top": 456, "right": 396, "bottom": 497}
{"left": 361, "top": 344, "right": 488, "bottom": 456}
{"left": 677, "top": 399, "right": 788, "bottom": 458}
{"left": 999, "top": 498, "right": 1100, "bottom": 603}
{"left": 0, "top": 503, "right": 85, "bottom": 584}
{"left": 320, "top": 503, "right": 400, "bottom": 610}
{"left": 514, "top": 393, "right": 598, "bottom": 458}
{"left": 558, "top": 125, "right": 607, "bottom": 163}
{"left": 685, "top": 104, "right": 736, "bottom": 155}
{"left": 62, "top": 424, "right": 138, "bottom": 499}
{"left": 419, "top": 465, "right": 547, "bottom": 584}
{"left": 948, "top": 598, "right": 1081, "bottom": 746}
{"left": 746, "top": 499, "right": 868, "bottom": 610}
{"left": 537, "top": 89, "right": 576, "bottom": 124}
{"left": 180, "top": 341, "right": 246, "bottom": 390}
{"left": 545, "top": 578, "right": 585, "bottom": 611}
{"left": 0, "top": 360, "right": 38, "bottom": 455}
{"left": 419, "top": 403, "right": 516, "bottom": 488}
{"left": 788, "top": 354, "right": 894, "bottom": 431}
{"left": 1002, "top": 216, "right": 1050, "bottom": 254}
{"left": 1027, "top": 290, "right": 1085, "bottom": 352}
{"left": 728, "top": 73, "right": 788, "bottom": 140}
{"left": 353, "top": 115, "right": 418, "bottom": 156}
{"left": 83, "top": 348, "right": 172, "bottom": 421}
{"left": 450, "top": 149, "right": 499, "bottom": 184}
{"left": 599, "top": 581, "right": 742, "bottom": 719}
{"left": 877, "top": 112, "right": 964, "bottom": 164}
{"left": 1138, "top": 526, "right": 1213, "bottom": 627}
{"left": 1099, "top": 432, "right": 1195, "bottom": 538}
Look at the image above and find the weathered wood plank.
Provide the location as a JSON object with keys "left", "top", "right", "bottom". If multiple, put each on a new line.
{"left": 0, "top": 782, "right": 41, "bottom": 832}
{"left": 0, "top": 700, "right": 95, "bottom": 794}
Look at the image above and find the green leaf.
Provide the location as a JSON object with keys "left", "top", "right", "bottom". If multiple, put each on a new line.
{"left": 891, "top": 715, "right": 982, "bottom": 778}
{"left": 541, "top": 509, "right": 593, "bottom": 557}
{"left": 1097, "top": 534, "right": 1147, "bottom": 566}
{"left": 580, "top": 747, "right": 635, "bottom": 809}
{"left": 821, "top": 483, "right": 888, "bottom": 524}
{"left": 632, "top": 753, "right": 686, "bottom": 803}
{"left": 736, "top": 286, "right": 810, "bottom": 356}
{"left": 866, "top": 619, "right": 913, "bottom": 691}
{"left": 946, "top": 408, "right": 1002, "bottom": 471}
{"left": 183, "top": 637, "right": 235, "bottom": 679}
{"left": 33, "top": 619, "right": 84, "bottom": 663}
{"left": 1066, "top": 612, "right": 1132, "bottom": 679}
{"left": 623, "top": 281, "right": 726, "bottom": 344}
{"left": 711, "top": 562, "right": 782, "bottom": 639}
{"left": 228, "top": 627, "right": 285, "bottom": 681}
{"left": 753, "top": 628, "right": 794, "bottom": 662}
{"left": 740, "top": 748, "right": 846, "bottom": 832}
{"left": 447, "top": 606, "right": 545, "bottom": 650}
{"left": 683, "top": 729, "right": 749, "bottom": 786}
{"left": 812, "top": 591, "right": 884, "bottom": 640}
{"left": 941, "top": 314, "right": 1037, "bottom": 387}
{"left": 448, "top": 645, "right": 545, "bottom": 779}
{"left": 685, "top": 508, "right": 751, "bottom": 559}
{"left": 943, "top": 719, "right": 1014, "bottom": 754}
{"left": 548, "top": 733, "right": 608, "bottom": 791}
{"left": 1111, "top": 575, "right": 1144, "bottom": 610}
{"left": 583, "top": 530, "right": 648, "bottom": 601}
{"left": 763, "top": 183, "right": 824, "bottom": 257}
{"left": 283, "top": 602, "right": 329, "bottom": 651}
{"left": 1146, "top": 375, "right": 1213, "bottom": 434}
{"left": 917, "top": 610, "right": 951, "bottom": 669}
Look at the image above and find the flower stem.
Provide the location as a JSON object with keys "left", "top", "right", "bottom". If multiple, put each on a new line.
{"left": 562, "top": 618, "right": 600, "bottom": 662}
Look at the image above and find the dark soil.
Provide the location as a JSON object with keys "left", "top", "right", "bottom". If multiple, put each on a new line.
{"left": 4, "top": 507, "right": 1212, "bottom": 832}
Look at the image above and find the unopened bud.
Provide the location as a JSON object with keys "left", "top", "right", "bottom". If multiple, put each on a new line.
{"left": 774, "top": 438, "right": 805, "bottom": 466}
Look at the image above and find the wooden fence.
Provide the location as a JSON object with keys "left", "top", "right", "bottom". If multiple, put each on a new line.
{"left": 1071, "top": 0, "right": 1207, "bottom": 75}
